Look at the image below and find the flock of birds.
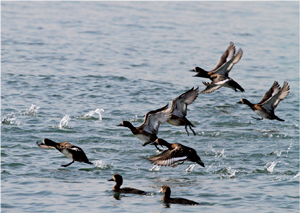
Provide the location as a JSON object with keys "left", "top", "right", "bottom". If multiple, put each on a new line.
{"left": 37, "top": 42, "right": 290, "bottom": 205}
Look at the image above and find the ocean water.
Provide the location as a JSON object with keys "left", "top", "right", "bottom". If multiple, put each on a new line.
{"left": 1, "top": 2, "right": 299, "bottom": 213}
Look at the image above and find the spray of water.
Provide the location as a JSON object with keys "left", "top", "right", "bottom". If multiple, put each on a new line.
{"left": 265, "top": 161, "right": 280, "bottom": 173}
{"left": 1, "top": 112, "right": 21, "bottom": 125}
{"left": 58, "top": 114, "right": 71, "bottom": 129}
{"left": 25, "top": 104, "right": 40, "bottom": 116}
{"left": 84, "top": 108, "right": 104, "bottom": 120}
{"left": 92, "top": 160, "right": 113, "bottom": 169}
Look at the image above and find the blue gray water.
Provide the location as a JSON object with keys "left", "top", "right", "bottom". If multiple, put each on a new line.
{"left": 1, "top": 2, "right": 299, "bottom": 213}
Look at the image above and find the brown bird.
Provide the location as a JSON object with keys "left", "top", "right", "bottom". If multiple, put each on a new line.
{"left": 117, "top": 104, "right": 171, "bottom": 151}
{"left": 167, "top": 87, "right": 199, "bottom": 136}
{"left": 238, "top": 81, "right": 290, "bottom": 121}
{"left": 108, "top": 174, "right": 146, "bottom": 195}
{"left": 191, "top": 42, "right": 244, "bottom": 93}
{"left": 37, "top": 138, "right": 93, "bottom": 167}
{"left": 160, "top": 185, "right": 199, "bottom": 205}
{"left": 145, "top": 138, "right": 205, "bottom": 167}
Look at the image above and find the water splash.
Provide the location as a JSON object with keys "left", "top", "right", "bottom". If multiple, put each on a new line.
{"left": 292, "top": 172, "right": 300, "bottom": 179}
{"left": 25, "top": 104, "right": 40, "bottom": 116}
{"left": 211, "top": 147, "right": 226, "bottom": 158}
{"left": 216, "top": 167, "right": 238, "bottom": 179}
{"left": 206, "top": 162, "right": 215, "bottom": 172}
{"left": 184, "top": 164, "right": 195, "bottom": 172}
{"left": 149, "top": 165, "right": 160, "bottom": 171}
{"left": 1, "top": 112, "right": 21, "bottom": 125}
{"left": 58, "top": 114, "right": 71, "bottom": 129}
{"left": 92, "top": 160, "right": 113, "bottom": 169}
{"left": 285, "top": 140, "right": 293, "bottom": 157}
{"left": 84, "top": 108, "right": 104, "bottom": 120}
{"left": 265, "top": 161, "right": 280, "bottom": 173}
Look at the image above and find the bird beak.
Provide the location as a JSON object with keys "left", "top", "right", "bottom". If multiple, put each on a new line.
{"left": 36, "top": 141, "right": 43, "bottom": 146}
{"left": 237, "top": 101, "right": 242, "bottom": 104}
{"left": 190, "top": 69, "right": 195, "bottom": 72}
{"left": 197, "top": 160, "right": 205, "bottom": 167}
{"left": 116, "top": 123, "right": 123, "bottom": 126}
{"left": 158, "top": 189, "right": 163, "bottom": 193}
{"left": 107, "top": 178, "right": 114, "bottom": 181}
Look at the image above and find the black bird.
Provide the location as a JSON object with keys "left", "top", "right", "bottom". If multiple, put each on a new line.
{"left": 191, "top": 42, "right": 244, "bottom": 93}
{"left": 145, "top": 138, "right": 205, "bottom": 167}
{"left": 37, "top": 138, "right": 93, "bottom": 167}
{"left": 160, "top": 185, "right": 199, "bottom": 205}
{"left": 108, "top": 174, "right": 146, "bottom": 195}
{"left": 238, "top": 81, "right": 290, "bottom": 121}
{"left": 167, "top": 87, "right": 199, "bottom": 136}
{"left": 118, "top": 104, "right": 171, "bottom": 150}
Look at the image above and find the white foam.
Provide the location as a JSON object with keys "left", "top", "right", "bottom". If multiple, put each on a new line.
{"left": 92, "top": 160, "right": 113, "bottom": 169}
{"left": 266, "top": 161, "right": 280, "bottom": 173}
{"left": 1, "top": 112, "right": 21, "bottom": 125}
{"left": 25, "top": 104, "right": 40, "bottom": 116}
{"left": 84, "top": 108, "right": 104, "bottom": 120}
{"left": 58, "top": 114, "right": 71, "bottom": 129}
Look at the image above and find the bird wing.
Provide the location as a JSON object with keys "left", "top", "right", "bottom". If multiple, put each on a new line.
{"left": 224, "top": 78, "right": 245, "bottom": 92}
{"left": 148, "top": 147, "right": 187, "bottom": 166}
{"left": 200, "top": 81, "right": 222, "bottom": 94}
{"left": 211, "top": 42, "right": 236, "bottom": 71}
{"left": 170, "top": 87, "right": 199, "bottom": 117}
{"left": 200, "top": 75, "right": 227, "bottom": 94}
{"left": 141, "top": 104, "right": 171, "bottom": 135}
{"left": 211, "top": 48, "right": 243, "bottom": 77}
{"left": 261, "top": 81, "right": 290, "bottom": 111}
{"left": 258, "top": 81, "right": 281, "bottom": 105}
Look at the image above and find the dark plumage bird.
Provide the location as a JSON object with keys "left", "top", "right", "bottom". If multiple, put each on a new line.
{"left": 108, "top": 174, "right": 146, "bottom": 195}
{"left": 37, "top": 138, "right": 93, "bottom": 167}
{"left": 160, "top": 185, "right": 199, "bottom": 205}
{"left": 166, "top": 87, "right": 199, "bottom": 136}
{"left": 190, "top": 42, "right": 244, "bottom": 94}
{"left": 145, "top": 138, "right": 205, "bottom": 167}
{"left": 117, "top": 104, "right": 171, "bottom": 150}
{"left": 238, "top": 81, "right": 290, "bottom": 121}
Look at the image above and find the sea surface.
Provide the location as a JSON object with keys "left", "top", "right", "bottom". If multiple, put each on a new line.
{"left": 1, "top": 2, "right": 299, "bottom": 213}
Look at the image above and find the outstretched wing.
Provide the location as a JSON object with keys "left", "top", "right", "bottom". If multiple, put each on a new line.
{"left": 211, "top": 48, "right": 243, "bottom": 77}
{"left": 262, "top": 81, "right": 290, "bottom": 111}
{"left": 170, "top": 87, "right": 199, "bottom": 117}
{"left": 141, "top": 104, "right": 171, "bottom": 135}
{"left": 211, "top": 42, "right": 236, "bottom": 71}
{"left": 148, "top": 147, "right": 187, "bottom": 166}
{"left": 200, "top": 81, "right": 222, "bottom": 94}
{"left": 258, "top": 81, "right": 281, "bottom": 105}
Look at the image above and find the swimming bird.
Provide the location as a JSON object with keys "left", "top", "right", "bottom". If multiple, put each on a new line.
{"left": 108, "top": 174, "right": 146, "bottom": 195}
{"left": 166, "top": 87, "right": 199, "bottom": 136}
{"left": 190, "top": 42, "right": 244, "bottom": 93}
{"left": 160, "top": 185, "right": 199, "bottom": 205}
{"left": 117, "top": 104, "right": 171, "bottom": 151}
{"left": 145, "top": 138, "right": 205, "bottom": 167}
{"left": 237, "top": 81, "right": 290, "bottom": 121}
{"left": 37, "top": 138, "right": 93, "bottom": 167}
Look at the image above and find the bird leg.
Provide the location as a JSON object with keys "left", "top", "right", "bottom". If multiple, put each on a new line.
{"left": 155, "top": 145, "right": 163, "bottom": 151}
{"left": 251, "top": 116, "right": 263, "bottom": 120}
{"left": 185, "top": 125, "right": 190, "bottom": 136}
{"left": 61, "top": 160, "right": 74, "bottom": 167}
{"left": 189, "top": 125, "right": 196, "bottom": 136}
